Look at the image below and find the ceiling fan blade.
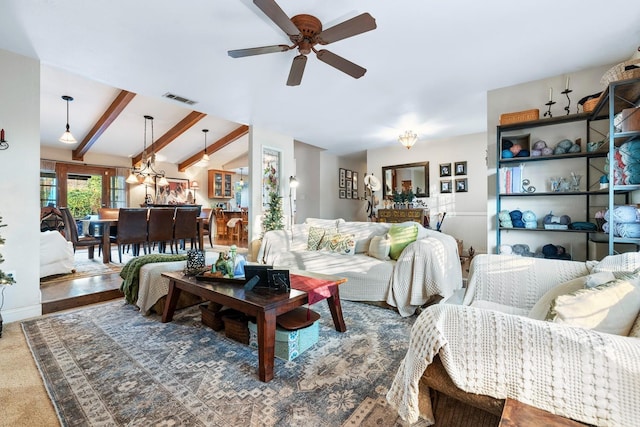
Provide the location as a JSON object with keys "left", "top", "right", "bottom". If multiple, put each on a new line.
{"left": 253, "top": 0, "right": 301, "bottom": 39}
{"left": 228, "top": 45, "right": 291, "bottom": 58}
{"left": 316, "top": 13, "right": 377, "bottom": 45}
{"left": 286, "top": 55, "right": 307, "bottom": 86}
{"left": 316, "top": 49, "right": 366, "bottom": 79}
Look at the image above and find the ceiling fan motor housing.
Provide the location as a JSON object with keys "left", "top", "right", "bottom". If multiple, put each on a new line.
{"left": 291, "top": 14, "right": 322, "bottom": 54}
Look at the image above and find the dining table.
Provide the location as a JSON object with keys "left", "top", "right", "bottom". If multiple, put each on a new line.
{"left": 87, "top": 217, "right": 205, "bottom": 264}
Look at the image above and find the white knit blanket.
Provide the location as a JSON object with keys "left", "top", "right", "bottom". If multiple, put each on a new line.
{"left": 386, "top": 304, "right": 640, "bottom": 426}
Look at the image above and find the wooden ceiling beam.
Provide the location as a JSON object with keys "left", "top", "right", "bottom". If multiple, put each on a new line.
{"left": 178, "top": 125, "right": 249, "bottom": 172}
{"left": 131, "top": 110, "right": 207, "bottom": 167}
{"left": 72, "top": 90, "right": 136, "bottom": 161}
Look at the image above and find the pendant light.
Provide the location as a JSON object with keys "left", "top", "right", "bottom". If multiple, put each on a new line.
{"left": 199, "top": 129, "right": 210, "bottom": 166}
{"left": 59, "top": 95, "right": 77, "bottom": 144}
{"left": 239, "top": 167, "right": 244, "bottom": 186}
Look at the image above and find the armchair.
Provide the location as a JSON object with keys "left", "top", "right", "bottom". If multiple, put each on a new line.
{"left": 387, "top": 254, "right": 640, "bottom": 426}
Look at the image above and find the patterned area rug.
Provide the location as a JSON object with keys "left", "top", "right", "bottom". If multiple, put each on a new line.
{"left": 22, "top": 299, "right": 425, "bottom": 426}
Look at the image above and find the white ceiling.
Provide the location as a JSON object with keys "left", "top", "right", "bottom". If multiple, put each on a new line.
{"left": 1, "top": 0, "right": 639, "bottom": 165}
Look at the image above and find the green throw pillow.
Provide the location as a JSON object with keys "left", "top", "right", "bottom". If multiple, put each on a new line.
{"left": 388, "top": 223, "right": 418, "bottom": 260}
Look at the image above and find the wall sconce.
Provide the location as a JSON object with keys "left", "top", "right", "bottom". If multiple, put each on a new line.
{"left": 0, "top": 128, "right": 8, "bottom": 150}
{"left": 398, "top": 130, "right": 417, "bottom": 149}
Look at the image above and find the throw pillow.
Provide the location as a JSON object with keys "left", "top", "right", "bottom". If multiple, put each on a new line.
{"left": 388, "top": 223, "right": 418, "bottom": 260}
{"left": 368, "top": 234, "right": 391, "bottom": 261}
{"left": 319, "top": 233, "right": 356, "bottom": 255}
{"left": 545, "top": 275, "right": 640, "bottom": 336}
{"left": 307, "top": 226, "right": 328, "bottom": 251}
{"left": 307, "top": 226, "right": 338, "bottom": 251}
{"left": 528, "top": 272, "right": 615, "bottom": 320}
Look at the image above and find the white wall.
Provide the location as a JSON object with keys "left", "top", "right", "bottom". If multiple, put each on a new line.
{"left": 248, "top": 126, "right": 294, "bottom": 241}
{"left": 293, "top": 140, "right": 322, "bottom": 222}
{"left": 486, "top": 62, "right": 616, "bottom": 257}
{"left": 0, "top": 49, "right": 41, "bottom": 322}
{"left": 367, "top": 133, "right": 488, "bottom": 254}
{"left": 318, "top": 151, "right": 368, "bottom": 221}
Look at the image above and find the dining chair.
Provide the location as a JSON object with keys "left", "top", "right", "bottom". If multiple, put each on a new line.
{"left": 59, "top": 207, "right": 102, "bottom": 259}
{"left": 173, "top": 207, "right": 199, "bottom": 253}
{"left": 147, "top": 207, "right": 175, "bottom": 253}
{"left": 113, "top": 208, "right": 149, "bottom": 263}
{"left": 215, "top": 208, "right": 227, "bottom": 239}
{"left": 241, "top": 207, "right": 249, "bottom": 242}
{"left": 200, "top": 208, "right": 215, "bottom": 248}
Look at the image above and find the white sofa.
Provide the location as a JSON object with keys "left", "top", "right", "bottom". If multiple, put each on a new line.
{"left": 387, "top": 253, "right": 640, "bottom": 426}
{"left": 40, "top": 230, "right": 74, "bottom": 278}
{"left": 257, "top": 218, "right": 462, "bottom": 317}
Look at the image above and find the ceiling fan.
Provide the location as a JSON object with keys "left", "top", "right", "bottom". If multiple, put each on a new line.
{"left": 228, "top": 0, "right": 377, "bottom": 86}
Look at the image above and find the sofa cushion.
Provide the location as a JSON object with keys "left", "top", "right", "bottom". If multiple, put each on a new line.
{"left": 319, "top": 233, "right": 356, "bottom": 255}
{"left": 546, "top": 275, "right": 640, "bottom": 335}
{"left": 388, "top": 223, "right": 418, "bottom": 260}
{"left": 307, "top": 226, "right": 336, "bottom": 251}
{"left": 368, "top": 234, "right": 391, "bottom": 261}
{"left": 629, "top": 313, "right": 640, "bottom": 338}
{"left": 528, "top": 272, "right": 615, "bottom": 320}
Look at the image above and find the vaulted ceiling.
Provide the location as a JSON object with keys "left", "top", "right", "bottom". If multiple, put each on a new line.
{"left": 1, "top": 0, "right": 639, "bottom": 167}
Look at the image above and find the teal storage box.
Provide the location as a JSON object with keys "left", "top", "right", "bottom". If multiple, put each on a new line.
{"left": 248, "top": 320, "right": 319, "bottom": 361}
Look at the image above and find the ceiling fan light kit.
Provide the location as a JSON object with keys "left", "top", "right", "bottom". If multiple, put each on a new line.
{"left": 228, "top": 0, "right": 376, "bottom": 86}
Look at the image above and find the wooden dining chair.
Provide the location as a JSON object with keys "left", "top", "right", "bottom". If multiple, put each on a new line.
{"left": 201, "top": 208, "right": 215, "bottom": 248}
{"left": 59, "top": 207, "right": 102, "bottom": 259}
{"left": 147, "top": 207, "right": 175, "bottom": 253}
{"left": 215, "top": 208, "right": 227, "bottom": 239}
{"left": 241, "top": 207, "right": 249, "bottom": 241}
{"left": 173, "top": 207, "right": 199, "bottom": 253}
{"left": 113, "top": 208, "right": 149, "bottom": 263}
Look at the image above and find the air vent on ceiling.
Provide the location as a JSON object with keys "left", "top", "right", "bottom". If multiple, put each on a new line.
{"left": 162, "top": 92, "right": 198, "bottom": 105}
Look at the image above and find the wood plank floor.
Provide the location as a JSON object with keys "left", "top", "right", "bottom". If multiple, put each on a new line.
{"left": 41, "top": 236, "right": 248, "bottom": 314}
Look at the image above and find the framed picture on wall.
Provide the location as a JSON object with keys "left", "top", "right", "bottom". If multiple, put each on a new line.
{"left": 352, "top": 190, "right": 358, "bottom": 199}
{"left": 339, "top": 168, "right": 346, "bottom": 188}
{"left": 455, "top": 161, "right": 467, "bottom": 176}
{"left": 352, "top": 172, "right": 358, "bottom": 192}
{"left": 346, "top": 169, "right": 352, "bottom": 179}
{"left": 156, "top": 177, "right": 191, "bottom": 204}
{"left": 346, "top": 179, "right": 352, "bottom": 190}
{"left": 439, "top": 163, "right": 451, "bottom": 177}
{"left": 339, "top": 189, "right": 346, "bottom": 199}
{"left": 346, "top": 190, "right": 352, "bottom": 199}
{"left": 440, "top": 180, "right": 452, "bottom": 193}
{"left": 455, "top": 178, "right": 468, "bottom": 192}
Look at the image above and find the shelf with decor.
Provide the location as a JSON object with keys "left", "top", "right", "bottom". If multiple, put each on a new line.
{"left": 496, "top": 108, "right": 611, "bottom": 261}
{"left": 587, "top": 77, "right": 640, "bottom": 253}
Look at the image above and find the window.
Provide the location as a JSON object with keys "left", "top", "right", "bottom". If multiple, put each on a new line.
{"left": 40, "top": 172, "right": 57, "bottom": 207}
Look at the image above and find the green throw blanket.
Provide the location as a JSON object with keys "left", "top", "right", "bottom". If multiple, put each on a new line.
{"left": 120, "top": 254, "right": 187, "bottom": 304}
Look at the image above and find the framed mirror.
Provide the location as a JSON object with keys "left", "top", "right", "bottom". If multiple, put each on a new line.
{"left": 382, "top": 161, "right": 429, "bottom": 199}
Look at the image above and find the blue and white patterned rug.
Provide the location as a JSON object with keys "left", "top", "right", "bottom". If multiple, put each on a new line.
{"left": 23, "top": 299, "right": 427, "bottom": 426}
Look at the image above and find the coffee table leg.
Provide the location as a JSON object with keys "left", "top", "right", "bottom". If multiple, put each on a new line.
{"left": 326, "top": 286, "right": 347, "bottom": 332}
{"left": 161, "top": 280, "right": 181, "bottom": 323}
{"left": 256, "top": 310, "right": 276, "bottom": 382}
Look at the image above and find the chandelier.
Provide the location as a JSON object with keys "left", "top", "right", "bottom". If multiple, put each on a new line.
{"left": 398, "top": 130, "right": 418, "bottom": 149}
{"left": 126, "top": 115, "right": 169, "bottom": 186}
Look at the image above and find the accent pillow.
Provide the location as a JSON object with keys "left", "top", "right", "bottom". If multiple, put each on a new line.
{"left": 319, "top": 233, "right": 356, "bottom": 255}
{"left": 388, "top": 223, "right": 418, "bottom": 260}
{"left": 368, "top": 234, "right": 391, "bottom": 261}
{"left": 545, "top": 275, "right": 640, "bottom": 336}
{"left": 307, "top": 226, "right": 330, "bottom": 251}
{"left": 528, "top": 272, "right": 615, "bottom": 320}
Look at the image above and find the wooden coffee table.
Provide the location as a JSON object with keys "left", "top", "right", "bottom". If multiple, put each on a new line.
{"left": 161, "top": 270, "right": 347, "bottom": 382}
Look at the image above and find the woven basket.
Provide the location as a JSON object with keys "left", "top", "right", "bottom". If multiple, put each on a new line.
{"left": 583, "top": 96, "right": 600, "bottom": 113}
{"left": 499, "top": 109, "right": 539, "bottom": 125}
{"left": 222, "top": 312, "right": 249, "bottom": 344}
{"left": 601, "top": 58, "right": 640, "bottom": 87}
